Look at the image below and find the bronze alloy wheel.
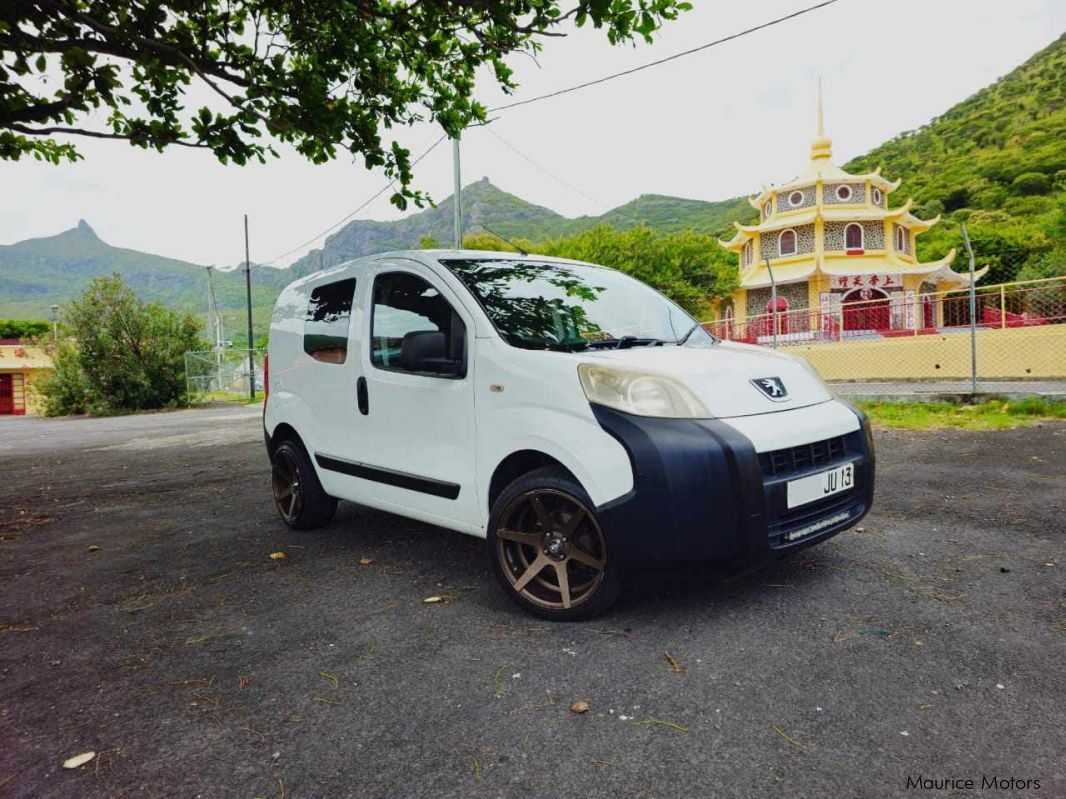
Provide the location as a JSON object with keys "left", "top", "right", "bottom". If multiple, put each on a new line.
{"left": 496, "top": 488, "right": 607, "bottom": 611}
{"left": 271, "top": 446, "right": 302, "bottom": 524}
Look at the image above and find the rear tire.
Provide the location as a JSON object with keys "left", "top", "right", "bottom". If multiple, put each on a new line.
{"left": 487, "top": 466, "right": 622, "bottom": 621}
{"left": 271, "top": 439, "right": 337, "bottom": 530}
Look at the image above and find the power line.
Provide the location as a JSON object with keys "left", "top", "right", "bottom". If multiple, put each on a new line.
{"left": 483, "top": 125, "right": 611, "bottom": 210}
{"left": 487, "top": 0, "right": 839, "bottom": 113}
{"left": 483, "top": 125, "right": 694, "bottom": 235}
{"left": 262, "top": 133, "right": 448, "bottom": 265}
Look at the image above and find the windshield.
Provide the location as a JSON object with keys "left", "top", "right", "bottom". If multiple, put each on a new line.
{"left": 441, "top": 259, "right": 715, "bottom": 352}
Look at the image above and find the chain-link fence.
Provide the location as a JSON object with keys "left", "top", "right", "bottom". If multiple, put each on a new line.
{"left": 703, "top": 276, "right": 1066, "bottom": 385}
{"left": 185, "top": 349, "right": 266, "bottom": 400}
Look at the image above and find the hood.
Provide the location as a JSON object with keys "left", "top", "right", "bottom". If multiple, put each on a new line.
{"left": 576, "top": 341, "right": 832, "bottom": 419}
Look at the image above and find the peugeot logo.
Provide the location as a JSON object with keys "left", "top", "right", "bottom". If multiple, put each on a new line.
{"left": 751, "top": 377, "right": 788, "bottom": 401}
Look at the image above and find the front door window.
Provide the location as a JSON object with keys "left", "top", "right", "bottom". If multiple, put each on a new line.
{"left": 371, "top": 272, "right": 466, "bottom": 377}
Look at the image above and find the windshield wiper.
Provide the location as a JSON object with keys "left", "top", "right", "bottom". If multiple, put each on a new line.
{"left": 676, "top": 324, "right": 704, "bottom": 346}
{"left": 585, "top": 336, "right": 670, "bottom": 350}
{"left": 544, "top": 341, "right": 586, "bottom": 352}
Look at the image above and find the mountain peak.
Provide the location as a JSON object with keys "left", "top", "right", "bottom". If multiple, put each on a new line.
{"left": 74, "top": 219, "right": 98, "bottom": 238}
{"left": 460, "top": 177, "right": 501, "bottom": 199}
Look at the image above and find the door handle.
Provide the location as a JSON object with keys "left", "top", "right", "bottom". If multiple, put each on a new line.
{"left": 357, "top": 376, "right": 369, "bottom": 415}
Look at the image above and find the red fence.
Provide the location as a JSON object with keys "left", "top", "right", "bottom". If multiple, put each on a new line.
{"left": 705, "top": 277, "right": 1066, "bottom": 348}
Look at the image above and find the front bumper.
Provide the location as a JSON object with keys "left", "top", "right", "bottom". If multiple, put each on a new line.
{"left": 591, "top": 404, "right": 875, "bottom": 565}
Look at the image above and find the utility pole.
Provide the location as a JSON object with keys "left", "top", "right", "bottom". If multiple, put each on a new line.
{"left": 244, "top": 215, "right": 256, "bottom": 400}
{"left": 452, "top": 134, "right": 462, "bottom": 249}
{"left": 205, "top": 267, "right": 223, "bottom": 389}
{"left": 960, "top": 223, "right": 978, "bottom": 396}
{"left": 49, "top": 304, "right": 59, "bottom": 344}
{"left": 764, "top": 257, "right": 778, "bottom": 349}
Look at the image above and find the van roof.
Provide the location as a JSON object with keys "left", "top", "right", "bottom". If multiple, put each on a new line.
{"left": 287, "top": 249, "right": 606, "bottom": 289}
{"left": 389, "top": 249, "right": 601, "bottom": 269}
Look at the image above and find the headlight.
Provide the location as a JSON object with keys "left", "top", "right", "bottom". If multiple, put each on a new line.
{"left": 578, "top": 364, "right": 711, "bottom": 419}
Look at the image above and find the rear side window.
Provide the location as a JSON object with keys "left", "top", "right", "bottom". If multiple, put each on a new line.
{"left": 304, "top": 278, "right": 356, "bottom": 364}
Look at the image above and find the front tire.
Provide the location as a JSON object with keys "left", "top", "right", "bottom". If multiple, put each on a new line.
{"left": 487, "top": 466, "right": 622, "bottom": 620}
{"left": 270, "top": 439, "right": 337, "bottom": 530}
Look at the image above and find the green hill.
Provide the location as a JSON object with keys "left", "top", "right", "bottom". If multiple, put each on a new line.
{"left": 290, "top": 178, "right": 753, "bottom": 276}
{"left": 290, "top": 177, "right": 565, "bottom": 275}
{"left": 564, "top": 193, "right": 752, "bottom": 237}
{"left": 844, "top": 32, "right": 1066, "bottom": 282}
{"left": 0, "top": 220, "right": 290, "bottom": 341}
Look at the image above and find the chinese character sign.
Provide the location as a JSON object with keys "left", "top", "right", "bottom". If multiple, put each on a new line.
{"left": 833, "top": 274, "right": 899, "bottom": 291}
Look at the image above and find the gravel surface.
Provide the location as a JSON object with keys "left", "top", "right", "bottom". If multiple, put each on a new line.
{"left": 1, "top": 405, "right": 1063, "bottom": 798}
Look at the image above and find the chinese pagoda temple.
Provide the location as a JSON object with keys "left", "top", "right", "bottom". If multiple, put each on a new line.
{"left": 717, "top": 92, "right": 985, "bottom": 338}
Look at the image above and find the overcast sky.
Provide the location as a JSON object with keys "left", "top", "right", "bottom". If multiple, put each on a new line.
{"left": 1, "top": 0, "right": 1063, "bottom": 268}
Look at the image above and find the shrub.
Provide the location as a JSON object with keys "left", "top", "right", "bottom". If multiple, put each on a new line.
{"left": 0, "top": 319, "right": 50, "bottom": 339}
{"left": 1011, "top": 171, "right": 1050, "bottom": 195}
{"left": 36, "top": 341, "right": 91, "bottom": 416}
{"left": 38, "top": 274, "right": 205, "bottom": 415}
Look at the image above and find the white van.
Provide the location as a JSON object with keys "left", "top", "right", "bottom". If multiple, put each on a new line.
{"left": 264, "top": 250, "right": 874, "bottom": 619}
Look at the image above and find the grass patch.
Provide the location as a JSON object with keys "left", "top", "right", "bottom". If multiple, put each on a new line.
{"left": 859, "top": 398, "right": 1066, "bottom": 430}
{"left": 191, "top": 390, "right": 264, "bottom": 406}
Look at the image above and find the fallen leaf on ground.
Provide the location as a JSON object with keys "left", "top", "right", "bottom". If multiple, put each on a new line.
{"left": 634, "top": 718, "right": 688, "bottom": 732}
{"left": 570, "top": 700, "right": 591, "bottom": 714}
{"left": 62, "top": 752, "right": 96, "bottom": 769}
{"left": 422, "top": 596, "right": 445, "bottom": 604}
{"left": 269, "top": 551, "right": 288, "bottom": 560}
{"left": 358, "top": 557, "right": 374, "bottom": 566}
{"left": 87, "top": 545, "right": 100, "bottom": 553}
{"left": 0, "top": 623, "right": 37, "bottom": 635}
{"left": 664, "top": 651, "right": 685, "bottom": 674}
{"left": 493, "top": 666, "right": 507, "bottom": 697}
{"left": 772, "top": 724, "right": 804, "bottom": 748}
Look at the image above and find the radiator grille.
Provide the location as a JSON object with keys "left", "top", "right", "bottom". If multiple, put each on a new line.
{"left": 758, "top": 435, "right": 848, "bottom": 478}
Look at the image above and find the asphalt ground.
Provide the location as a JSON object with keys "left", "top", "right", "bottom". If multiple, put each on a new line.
{"left": 0, "top": 405, "right": 1063, "bottom": 798}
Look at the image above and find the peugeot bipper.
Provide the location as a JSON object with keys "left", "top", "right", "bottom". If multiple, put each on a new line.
{"left": 264, "top": 251, "right": 874, "bottom": 619}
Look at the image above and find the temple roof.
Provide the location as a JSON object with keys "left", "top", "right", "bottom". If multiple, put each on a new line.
{"left": 720, "top": 202, "right": 940, "bottom": 249}
{"left": 747, "top": 89, "right": 901, "bottom": 207}
{"left": 736, "top": 248, "right": 987, "bottom": 290}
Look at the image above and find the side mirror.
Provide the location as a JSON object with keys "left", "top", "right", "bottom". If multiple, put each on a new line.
{"left": 399, "top": 330, "right": 460, "bottom": 375}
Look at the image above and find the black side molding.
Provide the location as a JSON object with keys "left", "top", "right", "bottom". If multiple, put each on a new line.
{"left": 315, "top": 454, "right": 460, "bottom": 500}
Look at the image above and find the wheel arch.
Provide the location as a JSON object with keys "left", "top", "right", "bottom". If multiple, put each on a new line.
{"left": 488, "top": 450, "right": 579, "bottom": 513}
{"left": 267, "top": 422, "right": 305, "bottom": 456}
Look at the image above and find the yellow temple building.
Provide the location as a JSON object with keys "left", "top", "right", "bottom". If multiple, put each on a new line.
{"left": 716, "top": 95, "right": 986, "bottom": 342}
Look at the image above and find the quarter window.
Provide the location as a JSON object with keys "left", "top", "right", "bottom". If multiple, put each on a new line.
{"left": 304, "top": 278, "right": 356, "bottom": 364}
{"left": 371, "top": 272, "right": 466, "bottom": 376}
{"left": 779, "top": 229, "right": 797, "bottom": 256}
{"left": 788, "top": 190, "right": 804, "bottom": 207}
{"left": 845, "top": 223, "right": 864, "bottom": 250}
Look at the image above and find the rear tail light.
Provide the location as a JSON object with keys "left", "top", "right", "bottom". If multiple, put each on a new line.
{"left": 263, "top": 354, "right": 269, "bottom": 405}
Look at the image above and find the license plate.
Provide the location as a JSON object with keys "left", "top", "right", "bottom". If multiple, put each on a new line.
{"left": 787, "top": 463, "right": 854, "bottom": 509}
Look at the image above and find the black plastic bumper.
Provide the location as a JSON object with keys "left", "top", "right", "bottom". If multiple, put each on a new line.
{"left": 591, "top": 403, "right": 874, "bottom": 565}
